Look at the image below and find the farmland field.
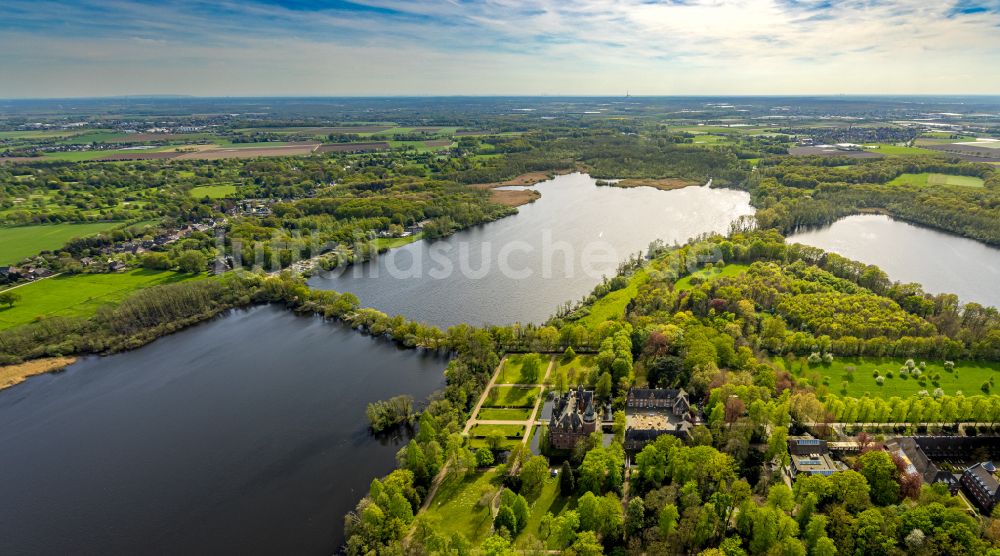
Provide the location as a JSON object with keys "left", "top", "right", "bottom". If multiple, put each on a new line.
{"left": 777, "top": 357, "right": 1000, "bottom": 398}
{"left": 0, "top": 222, "right": 124, "bottom": 265}
{"left": 888, "top": 172, "right": 984, "bottom": 188}
{"left": 189, "top": 184, "right": 238, "bottom": 199}
{"left": 0, "top": 269, "right": 203, "bottom": 329}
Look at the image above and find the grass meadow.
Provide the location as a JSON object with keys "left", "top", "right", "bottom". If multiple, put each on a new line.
{"left": 0, "top": 269, "right": 203, "bottom": 329}
{"left": 0, "top": 222, "right": 124, "bottom": 265}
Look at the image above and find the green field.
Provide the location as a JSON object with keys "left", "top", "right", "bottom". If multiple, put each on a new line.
{"left": 475, "top": 407, "right": 533, "bottom": 421}
{"left": 0, "top": 222, "right": 124, "bottom": 265}
{"left": 496, "top": 353, "right": 548, "bottom": 384}
{"left": 555, "top": 354, "right": 597, "bottom": 387}
{"left": 422, "top": 470, "right": 501, "bottom": 544}
{"left": 887, "top": 173, "right": 985, "bottom": 188}
{"left": 469, "top": 424, "right": 524, "bottom": 438}
{"left": 674, "top": 263, "right": 749, "bottom": 291}
{"left": 482, "top": 386, "right": 541, "bottom": 408}
{"left": 515, "top": 477, "right": 573, "bottom": 548}
{"left": 189, "top": 184, "right": 238, "bottom": 199}
{"left": 778, "top": 357, "right": 1000, "bottom": 398}
{"left": 578, "top": 268, "right": 648, "bottom": 327}
{"left": 373, "top": 233, "right": 423, "bottom": 250}
{"left": 0, "top": 269, "right": 203, "bottom": 329}
{"left": 866, "top": 143, "right": 941, "bottom": 156}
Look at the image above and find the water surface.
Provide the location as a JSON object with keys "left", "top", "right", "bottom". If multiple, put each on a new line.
{"left": 0, "top": 305, "right": 445, "bottom": 555}
{"left": 789, "top": 214, "right": 1000, "bottom": 308}
{"left": 310, "top": 173, "right": 754, "bottom": 327}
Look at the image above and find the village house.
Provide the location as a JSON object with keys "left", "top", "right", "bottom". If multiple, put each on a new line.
{"left": 786, "top": 436, "right": 842, "bottom": 478}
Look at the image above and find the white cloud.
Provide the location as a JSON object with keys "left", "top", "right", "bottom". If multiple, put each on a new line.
{"left": 0, "top": 0, "right": 998, "bottom": 96}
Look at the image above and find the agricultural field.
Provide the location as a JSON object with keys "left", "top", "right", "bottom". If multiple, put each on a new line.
{"left": 673, "top": 263, "right": 749, "bottom": 292}
{"left": 475, "top": 407, "right": 533, "bottom": 421}
{"left": 496, "top": 353, "right": 548, "bottom": 384}
{"left": 866, "top": 143, "right": 941, "bottom": 156}
{"left": 482, "top": 386, "right": 541, "bottom": 408}
{"left": 778, "top": 357, "right": 1000, "bottom": 398}
{"left": 188, "top": 184, "right": 238, "bottom": 199}
{"left": 887, "top": 173, "right": 984, "bottom": 188}
{"left": 0, "top": 269, "right": 203, "bottom": 330}
{"left": 0, "top": 222, "right": 125, "bottom": 265}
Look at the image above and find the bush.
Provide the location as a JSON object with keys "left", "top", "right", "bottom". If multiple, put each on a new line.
{"left": 876, "top": 376, "right": 885, "bottom": 385}
{"left": 886, "top": 370, "right": 894, "bottom": 378}
{"left": 872, "top": 370, "right": 880, "bottom": 378}
{"left": 808, "top": 352, "right": 822, "bottom": 364}
{"left": 823, "top": 353, "right": 834, "bottom": 364}
{"left": 905, "top": 359, "right": 916, "bottom": 369}
{"left": 944, "top": 361, "right": 955, "bottom": 371}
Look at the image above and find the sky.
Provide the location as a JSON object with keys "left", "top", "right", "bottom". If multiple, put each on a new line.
{"left": 1, "top": 0, "right": 999, "bottom": 98}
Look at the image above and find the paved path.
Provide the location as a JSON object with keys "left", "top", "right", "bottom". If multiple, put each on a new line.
{"left": 0, "top": 272, "right": 63, "bottom": 293}
{"left": 521, "top": 357, "right": 555, "bottom": 444}
{"left": 463, "top": 355, "right": 508, "bottom": 435}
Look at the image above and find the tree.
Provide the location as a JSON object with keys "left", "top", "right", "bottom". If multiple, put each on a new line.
{"left": 486, "top": 430, "right": 505, "bottom": 451}
{"left": 829, "top": 469, "right": 871, "bottom": 512}
{"left": 0, "top": 291, "right": 20, "bottom": 309}
{"left": 596, "top": 372, "right": 613, "bottom": 400}
{"left": 559, "top": 461, "right": 575, "bottom": 496}
{"left": 176, "top": 249, "right": 207, "bottom": 274}
{"left": 520, "top": 456, "right": 549, "bottom": 497}
{"left": 626, "top": 497, "right": 645, "bottom": 539}
{"left": 567, "top": 530, "right": 604, "bottom": 556}
{"left": 482, "top": 534, "right": 515, "bottom": 556}
{"left": 857, "top": 451, "right": 900, "bottom": 506}
{"left": 494, "top": 505, "right": 517, "bottom": 536}
{"left": 476, "top": 447, "right": 494, "bottom": 468}
{"left": 659, "top": 503, "right": 680, "bottom": 537}
{"left": 520, "top": 354, "right": 541, "bottom": 383}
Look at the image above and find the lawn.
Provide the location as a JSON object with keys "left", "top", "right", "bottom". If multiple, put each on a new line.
{"left": 515, "top": 476, "right": 574, "bottom": 548}
{"left": 0, "top": 222, "right": 125, "bottom": 265}
{"left": 578, "top": 268, "right": 647, "bottom": 327}
{"left": 469, "top": 424, "right": 524, "bottom": 438}
{"left": 374, "top": 233, "right": 422, "bottom": 250}
{"left": 189, "top": 184, "right": 238, "bottom": 199}
{"left": 0, "top": 269, "right": 203, "bottom": 329}
{"left": 497, "top": 353, "right": 548, "bottom": 384}
{"left": 866, "top": 144, "right": 941, "bottom": 156}
{"left": 777, "top": 356, "right": 1000, "bottom": 398}
{"left": 555, "top": 354, "right": 597, "bottom": 387}
{"left": 422, "top": 469, "right": 501, "bottom": 544}
{"left": 476, "top": 407, "right": 533, "bottom": 421}
{"left": 482, "top": 386, "right": 542, "bottom": 408}
{"left": 887, "top": 173, "right": 984, "bottom": 188}
{"left": 674, "top": 264, "right": 749, "bottom": 292}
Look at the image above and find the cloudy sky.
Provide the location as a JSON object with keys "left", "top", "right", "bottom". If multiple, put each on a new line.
{"left": 1, "top": 0, "right": 999, "bottom": 97}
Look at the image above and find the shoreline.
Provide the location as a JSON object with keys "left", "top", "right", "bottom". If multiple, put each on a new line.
{"left": 0, "top": 356, "right": 78, "bottom": 391}
{"left": 469, "top": 168, "right": 577, "bottom": 206}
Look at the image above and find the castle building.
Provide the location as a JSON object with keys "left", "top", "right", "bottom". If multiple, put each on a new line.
{"left": 548, "top": 385, "right": 598, "bottom": 450}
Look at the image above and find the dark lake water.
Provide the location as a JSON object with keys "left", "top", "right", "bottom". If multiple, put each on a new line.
{"left": 0, "top": 175, "right": 753, "bottom": 555}
{"left": 309, "top": 173, "right": 754, "bottom": 327}
{"left": 788, "top": 214, "right": 1000, "bottom": 308}
{"left": 0, "top": 305, "right": 445, "bottom": 555}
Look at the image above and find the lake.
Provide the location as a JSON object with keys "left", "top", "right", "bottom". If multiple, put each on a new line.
{"left": 788, "top": 214, "right": 1000, "bottom": 308}
{"left": 0, "top": 175, "right": 754, "bottom": 555}
{"left": 0, "top": 305, "right": 445, "bottom": 555}
{"left": 309, "top": 173, "right": 754, "bottom": 327}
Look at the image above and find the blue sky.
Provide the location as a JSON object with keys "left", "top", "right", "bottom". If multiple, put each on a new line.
{"left": 1, "top": 0, "right": 999, "bottom": 97}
